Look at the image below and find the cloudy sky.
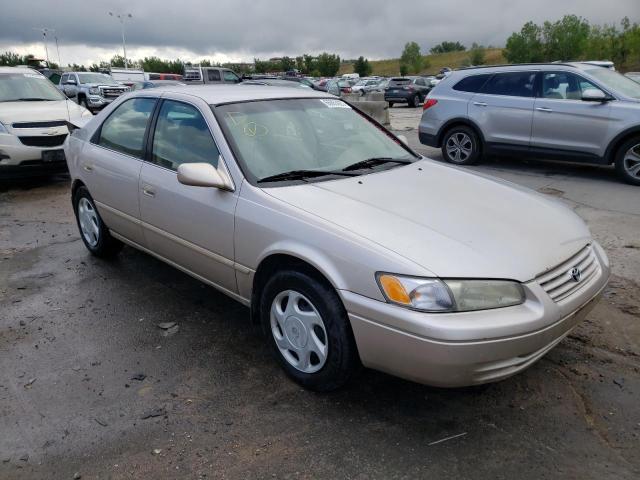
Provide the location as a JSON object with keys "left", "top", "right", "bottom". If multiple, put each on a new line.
{"left": 1, "top": 0, "right": 637, "bottom": 66}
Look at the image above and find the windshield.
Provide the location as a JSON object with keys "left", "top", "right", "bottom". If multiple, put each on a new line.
{"left": 214, "top": 98, "right": 415, "bottom": 184}
{"left": 585, "top": 68, "right": 640, "bottom": 99}
{"left": 0, "top": 72, "right": 66, "bottom": 102}
{"left": 77, "top": 73, "right": 119, "bottom": 85}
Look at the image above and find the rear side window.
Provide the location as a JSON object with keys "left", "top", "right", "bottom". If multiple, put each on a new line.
{"left": 151, "top": 100, "right": 219, "bottom": 171}
{"left": 453, "top": 74, "right": 492, "bottom": 93}
{"left": 97, "top": 98, "right": 156, "bottom": 158}
{"left": 207, "top": 69, "right": 221, "bottom": 82}
{"left": 389, "top": 78, "right": 411, "bottom": 86}
{"left": 482, "top": 72, "right": 536, "bottom": 97}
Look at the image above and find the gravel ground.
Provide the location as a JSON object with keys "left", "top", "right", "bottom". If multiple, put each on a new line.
{"left": 0, "top": 107, "right": 639, "bottom": 479}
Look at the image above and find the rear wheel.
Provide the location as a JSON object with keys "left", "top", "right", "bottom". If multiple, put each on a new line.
{"left": 411, "top": 94, "right": 420, "bottom": 108}
{"left": 614, "top": 136, "right": 640, "bottom": 186}
{"left": 259, "top": 269, "right": 360, "bottom": 392}
{"left": 441, "top": 126, "right": 481, "bottom": 165}
{"left": 388, "top": 101, "right": 394, "bottom": 108}
{"left": 73, "top": 186, "right": 123, "bottom": 258}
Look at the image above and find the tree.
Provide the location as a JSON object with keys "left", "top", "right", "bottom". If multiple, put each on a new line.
{"left": 353, "top": 56, "right": 372, "bottom": 77}
{"left": 316, "top": 53, "right": 341, "bottom": 76}
{"left": 109, "top": 54, "right": 126, "bottom": 67}
{"left": 303, "top": 54, "right": 316, "bottom": 74}
{"left": 468, "top": 43, "right": 486, "bottom": 66}
{"left": 295, "top": 56, "right": 305, "bottom": 73}
{"left": 400, "top": 41, "right": 422, "bottom": 74}
{"left": 399, "top": 64, "right": 408, "bottom": 76}
{"left": 280, "top": 56, "right": 295, "bottom": 72}
{"left": 430, "top": 41, "right": 465, "bottom": 54}
{"left": 504, "top": 21, "right": 544, "bottom": 63}
{"left": 542, "top": 15, "right": 590, "bottom": 61}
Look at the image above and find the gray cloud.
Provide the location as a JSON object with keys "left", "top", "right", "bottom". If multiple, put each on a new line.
{"left": 1, "top": 0, "right": 637, "bottom": 63}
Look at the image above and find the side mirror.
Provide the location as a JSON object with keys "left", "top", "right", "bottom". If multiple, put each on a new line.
{"left": 177, "top": 162, "right": 234, "bottom": 191}
{"left": 397, "top": 134, "right": 408, "bottom": 145}
{"left": 582, "top": 88, "right": 610, "bottom": 102}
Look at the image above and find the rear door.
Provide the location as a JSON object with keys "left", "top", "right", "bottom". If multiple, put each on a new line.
{"left": 530, "top": 71, "right": 611, "bottom": 158}
{"left": 139, "top": 96, "right": 239, "bottom": 294}
{"left": 469, "top": 71, "right": 537, "bottom": 147}
{"left": 82, "top": 97, "right": 157, "bottom": 245}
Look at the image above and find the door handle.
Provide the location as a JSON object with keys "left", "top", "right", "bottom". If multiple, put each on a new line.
{"left": 82, "top": 163, "right": 93, "bottom": 172}
{"left": 536, "top": 107, "right": 553, "bottom": 112}
{"left": 473, "top": 101, "right": 487, "bottom": 107}
{"left": 142, "top": 185, "right": 156, "bottom": 197}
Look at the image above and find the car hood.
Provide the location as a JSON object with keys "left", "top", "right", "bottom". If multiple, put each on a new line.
{"left": 263, "top": 159, "right": 591, "bottom": 281}
{"left": 0, "top": 100, "right": 86, "bottom": 124}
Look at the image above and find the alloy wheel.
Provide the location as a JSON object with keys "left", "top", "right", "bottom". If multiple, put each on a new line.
{"left": 270, "top": 290, "right": 328, "bottom": 374}
{"left": 623, "top": 143, "right": 640, "bottom": 179}
{"left": 446, "top": 132, "right": 473, "bottom": 163}
{"left": 77, "top": 197, "right": 100, "bottom": 247}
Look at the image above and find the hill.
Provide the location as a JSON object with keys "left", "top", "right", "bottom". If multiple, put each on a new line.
{"left": 339, "top": 48, "right": 506, "bottom": 76}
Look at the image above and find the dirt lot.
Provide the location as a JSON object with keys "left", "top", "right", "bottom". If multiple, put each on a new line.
{"left": 1, "top": 108, "right": 639, "bottom": 479}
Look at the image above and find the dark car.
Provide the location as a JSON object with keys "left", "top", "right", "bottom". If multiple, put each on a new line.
{"left": 384, "top": 76, "right": 431, "bottom": 108}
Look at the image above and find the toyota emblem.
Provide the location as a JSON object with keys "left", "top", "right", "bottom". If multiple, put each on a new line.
{"left": 570, "top": 267, "right": 582, "bottom": 283}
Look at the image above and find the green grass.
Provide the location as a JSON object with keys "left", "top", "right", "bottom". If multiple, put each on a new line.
{"left": 339, "top": 48, "right": 507, "bottom": 76}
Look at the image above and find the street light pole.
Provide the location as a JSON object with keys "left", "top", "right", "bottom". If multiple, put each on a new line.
{"left": 108, "top": 12, "right": 133, "bottom": 69}
{"left": 33, "top": 27, "right": 55, "bottom": 64}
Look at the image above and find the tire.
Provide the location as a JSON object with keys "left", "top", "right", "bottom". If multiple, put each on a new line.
{"left": 72, "top": 186, "right": 123, "bottom": 258}
{"left": 441, "top": 125, "right": 482, "bottom": 165}
{"left": 388, "top": 102, "right": 394, "bottom": 108}
{"left": 614, "top": 136, "right": 640, "bottom": 186}
{"left": 411, "top": 94, "right": 420, "bottom": 108}
{"left": 259, "top": 269, "right": 360, "bottom": 392}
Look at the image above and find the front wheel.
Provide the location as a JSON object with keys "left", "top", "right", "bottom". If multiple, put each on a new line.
{"left": 73, "top": 186, "right": 123, "bottom": 258}
{"left": 614, "top": 136, "right": 640, "bottom": 186}
{"left": 411, "top": 94, "right": 421, "bottom": 108}
{"left": 441, "top": 126, "right": 482, "bottom": 165}
{"left": 259, "top": 270, "right": 360, "bottom": 392}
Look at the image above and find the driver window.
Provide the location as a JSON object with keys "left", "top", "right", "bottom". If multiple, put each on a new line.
{"left": 223, "top": 70, "right": 240, "bottom": 83}
{"left": 151, "top": 100, "right": 219, "bottom": 171}
{"left": 542, "top": 72, "right": 599, "bottom": 100}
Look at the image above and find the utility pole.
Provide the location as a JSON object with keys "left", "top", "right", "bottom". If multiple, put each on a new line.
{"left": 54, "top": 36, "right": 62, "bottom": 68}
{"left": 108, "top": 12, "right": 133, "bottom": 69}
{"left": 33, "top": 27, "right": 55, "bottom": 65}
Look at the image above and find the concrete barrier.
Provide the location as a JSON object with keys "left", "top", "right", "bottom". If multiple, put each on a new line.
{"left": 341, "top": 93, "right": 390, "bottom": 126}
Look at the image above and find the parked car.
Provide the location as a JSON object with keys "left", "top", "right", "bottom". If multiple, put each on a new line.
{"left": 419, "top": 62, "right": 640, "bottom": 185}
{"left": 241, "top": 79, "right": 312, "bottom": 89}
{"left": 147, "top": 73, "right": 183, "bottom": 81}
{"left": 58, "top": 72, "right": 129, "bottom": 112}
{"left": 351, "top": 78, "right": 382, "bottom": 95}
{"left": 109, "top": 67, "right": 146, "bottom": 87}
{"left": 278, "top": 76, "right": 317, "bottom": 89}
{"left": 130, "top": 80, "right": 186, "bottom": 90}
{"left": 326, "top": 79, "right": 353, "bottom": 96}
{"left": 625, "top": 72, "right": 640, "bottom": 84}
{"left": 384, "top": 76, "right": 431, "bottom": 107}
{"left": 313, "top": 78, "right": 329, "bottom": 91}
{"left": 65, "top": 85, "right": 610, "bottom": 391}
{"left": 0, "top": 67, "right": 92, "bottom": 177}
{"left": 183, "top": 66, "right": 242, "bottom": 84}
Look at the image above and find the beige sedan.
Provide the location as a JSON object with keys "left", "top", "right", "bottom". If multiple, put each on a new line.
{"left": 65, "top": 85, "right": 610, "bottom": 391}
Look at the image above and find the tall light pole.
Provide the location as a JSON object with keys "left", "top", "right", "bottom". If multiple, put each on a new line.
{"left": 108, "top": 12, "right": 133, "bottom": 69}
{"left": 33, "top": 27, "right": 55, "bottom": 64}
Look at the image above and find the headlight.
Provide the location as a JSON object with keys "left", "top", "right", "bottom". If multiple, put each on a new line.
{"left": 89, "top": 87, "right": 100, "bottom": 94}
{"left": 376, "top": 274, "right": 525, "bottom": 312}
{"left": 0, "top": 122, "right": 8, "bottom": 134}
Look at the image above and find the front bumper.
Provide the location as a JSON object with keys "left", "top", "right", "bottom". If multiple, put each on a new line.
{"left": 0, "top": 133, "right": 68, "bottom": 177}
{"left": 340, "top": 245, "right": 610, "bottom": 387}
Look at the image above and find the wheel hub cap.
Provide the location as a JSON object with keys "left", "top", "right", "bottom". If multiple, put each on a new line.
{"left": 270, "top": 290, "right": 328, "bottom": 374}
{"left": 623, "top": 143, "right": 640, "bottom": 179}
{"left": 446, "top": 132, "right": 472, "bottom": 162}
{"left": 77, "top": 197, "right": 100, "bottom": 247}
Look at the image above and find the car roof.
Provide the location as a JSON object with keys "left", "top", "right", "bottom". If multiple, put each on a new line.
{"left": 0, "top": 66, "right": 40, "bottom": 74}
{"left": 130, "top": 84, "right": 331, "bottom": 104}
{"left": 456, "top": 62, "right": 606, "bottom": 74}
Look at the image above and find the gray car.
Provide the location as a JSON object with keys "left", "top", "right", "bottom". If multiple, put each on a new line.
{"left": 58, "top": 72, "right": 129, "bottom": 112}
{"left": 419, "top": 63, "right": 640, "bottom": 185}
{"left": 65, "top": 85, "right": 609, "bottom": 391}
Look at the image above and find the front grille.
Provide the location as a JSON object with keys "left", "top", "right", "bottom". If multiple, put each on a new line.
{"left": 18, "top": 134, "right": 68, "bottom": 147}
{"left": 12, "top": 120, "right": 68, "bottom": 129}
{"left": 100, "top": 88, "right": 126, "bottom": 98}
{"left": 537, "top": 244, "right": 600, "bottom": 302}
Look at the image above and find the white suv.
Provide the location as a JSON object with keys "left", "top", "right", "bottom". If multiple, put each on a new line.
{"left": 0, "top": 67, "right": 92, "bottom": 177}
{"left": 419, "top": 63, "right": 640, "bottom": 185}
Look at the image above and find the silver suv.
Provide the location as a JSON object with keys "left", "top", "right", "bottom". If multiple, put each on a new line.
{"left": 419, "top": 63, "right": 640, "bottom": 185}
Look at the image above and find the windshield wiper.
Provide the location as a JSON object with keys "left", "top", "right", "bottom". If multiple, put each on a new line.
{"left": 257, "top": 169, "right": 358, "bottom": 183}
{"left": 342, "top": 157, "right": 413, "bottom": 171}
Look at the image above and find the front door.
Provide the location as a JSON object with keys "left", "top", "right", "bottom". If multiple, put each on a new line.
{"left": 139, "top": 98, "right": 239, "bottom": 294}
{"left": 468, "top": 71, "right": 537, "bottom": 147}
{"left": 531, "top": 71, "right": 611, "bottom": 158}
{"left": 82, "top": 97, "right": 156, "bottom": 245}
